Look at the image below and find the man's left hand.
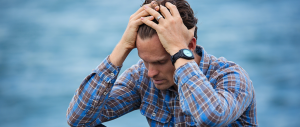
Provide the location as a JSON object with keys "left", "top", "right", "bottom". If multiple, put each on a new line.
{"left": 141, "top": 2, "right": 195, "bottom": 55}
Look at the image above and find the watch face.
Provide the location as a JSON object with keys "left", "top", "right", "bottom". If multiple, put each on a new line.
{"left": 183, "top": 49, "right": 193, "bottom": 57}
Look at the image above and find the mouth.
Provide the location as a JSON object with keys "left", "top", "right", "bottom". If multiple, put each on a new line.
{"left": 153, "top": 79, "right": 165, "bottom": 85}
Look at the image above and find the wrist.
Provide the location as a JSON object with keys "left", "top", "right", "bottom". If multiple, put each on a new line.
{"left": 119, "top": 39, "right": 135, "bottom": 50}
{"left": 174, "top": 59, "right": 194, "bottom": 69}
{"left": 109, "top": 42, "right": 133, "bottom": 67}
{"left": 171, "top": 49, "right": 194, "bottom": 68}
{"left": 117, "top": 41, "right": 134, "bottom": 52}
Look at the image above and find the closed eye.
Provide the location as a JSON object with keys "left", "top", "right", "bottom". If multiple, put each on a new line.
{"left": 157, "top": 60, "right": 167, "bottom": 64}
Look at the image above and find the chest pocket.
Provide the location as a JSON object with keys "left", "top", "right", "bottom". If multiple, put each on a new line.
{"left": 140, "top": 101, "right": 172, "bottom": 124}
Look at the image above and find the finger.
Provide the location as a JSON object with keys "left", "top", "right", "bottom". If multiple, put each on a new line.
{"left": 165, "top": 2, "right": 180, "bottom": 18}
{"left": 144, "top": 5, "right": 164, "bottom": 22}
{"left": 135, "top": 16, "right": 154, "bottom": 26}
{"left": 131, "top": 2, "right": 154, "bottom": 19}
{"left": 141, "top": 16, "right": 159, "bottom": 30}
{"left": 132, "top": 10, "right": 150, "bottom": 20}
{"left": 151, "top": 1, "right": 160, "bottom": 11}
{"left": 159, "top": 5, "right": 172, "bottom": 19}
{"left": 133, "top": 5, "right": 149, "bottom": 17}
{"left": 154, "top": 6, "right": 160, "bottom": 11}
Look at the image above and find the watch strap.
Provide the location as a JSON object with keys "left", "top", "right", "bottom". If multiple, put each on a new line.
{"left": 171, "top": 49, "right": 194, "bottom": 66}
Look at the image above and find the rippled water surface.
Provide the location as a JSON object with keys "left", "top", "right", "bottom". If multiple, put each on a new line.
{"left": 0, "top": 0, "right": 300, "bottom": 126}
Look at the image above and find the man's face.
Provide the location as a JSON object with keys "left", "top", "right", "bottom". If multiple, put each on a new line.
{"left": 136, "top": 34, "right": 175, "bottom": 90}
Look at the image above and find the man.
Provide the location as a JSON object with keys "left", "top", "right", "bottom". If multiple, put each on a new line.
{"left": 67, "top": 0, "right": 257, "bottom": 126}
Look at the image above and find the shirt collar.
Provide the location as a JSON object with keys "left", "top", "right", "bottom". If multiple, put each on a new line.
{"left": 196, "top": 45, "right": 210, "bottom": 75}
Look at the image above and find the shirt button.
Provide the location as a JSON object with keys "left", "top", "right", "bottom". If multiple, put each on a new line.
{"left": 110, "top": 73, "right": 114, "bottom": 77}
{"left": 93, "top": 100, "right": 97, "bottom": 103}
{"left": 176, "top": 96, "right": 179, "bottom": 100}
{"left": 152, "top": 113, "right": 156, "bottom": 117}
{"left": 175, "top": 124, "right": 178, "bottom": 127}
{"left": 103, "top": 92, "right": 107, "bottom": 95}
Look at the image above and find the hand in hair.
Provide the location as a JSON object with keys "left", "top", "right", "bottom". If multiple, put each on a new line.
{"left": 120, "top": 1, "right": 159, "bottom": 50}
{"left": 141, "top": 2, "right": 195, "bottom": 56}
{"left": 108, "top": 1, "right": 159, "bottom": 66}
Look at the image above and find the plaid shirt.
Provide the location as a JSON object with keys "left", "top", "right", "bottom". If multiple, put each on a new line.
{"left": 67, "top": 46, "right": 257, "bottom": 127}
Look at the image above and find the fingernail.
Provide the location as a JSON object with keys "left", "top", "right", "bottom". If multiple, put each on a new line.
{"left": 141, "top": 17, "right": 144, "bottom": 20}
{"left": 144, "top": 6, "right": 148, "bottom": 9}
{"left": 155, "top": 6, "right": 158, "bottom": 10}
{"left": 150, "top": 16, "right": 153, "bottom": 19}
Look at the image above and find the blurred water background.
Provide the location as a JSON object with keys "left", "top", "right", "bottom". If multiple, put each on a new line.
{"left": 0, "top": 0, "right": 300, "bottom": 126}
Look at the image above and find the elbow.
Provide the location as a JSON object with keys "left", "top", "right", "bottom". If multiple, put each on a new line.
{"left": 66, "top": 108, "right": 94, "bottom": 127}
{"left": 66, "top": 108, "right": 84, "bottom": 127}
{"left": 67, "top": 120, "right": 76, "bottom": 127}
{"left": 66, "top": 112, "right": 77, "bottom": 127}
{"left": 66, "top": 115, "right": 87, "bottom": 127}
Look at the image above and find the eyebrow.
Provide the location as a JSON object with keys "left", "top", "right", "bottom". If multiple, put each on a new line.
{"left": 142, "top": 55, "right": 170, "bottom": 63}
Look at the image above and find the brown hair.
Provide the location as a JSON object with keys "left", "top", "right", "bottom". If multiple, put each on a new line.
{"left": 138, "top": 0, "right": 198, "bottom": 40}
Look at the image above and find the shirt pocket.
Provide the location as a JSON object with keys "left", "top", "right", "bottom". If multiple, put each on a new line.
{"left": 140, "top": 101, "right": 172, "bottom": 124}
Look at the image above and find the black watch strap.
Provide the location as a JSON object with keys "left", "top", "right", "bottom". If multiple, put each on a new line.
{"left": 171, "top": 49, "right": 194, "bottom": 66}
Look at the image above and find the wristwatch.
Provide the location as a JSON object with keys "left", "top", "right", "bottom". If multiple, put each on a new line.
{"left": 171, "top": 49, "right": 194, "bottom": 66}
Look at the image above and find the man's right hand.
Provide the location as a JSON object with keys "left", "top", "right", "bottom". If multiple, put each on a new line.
{"left": 109, "top": 1, "right": 159, "bottom": 66}
{"left": 120, "top": 1, "right": 158, "bottom": 50}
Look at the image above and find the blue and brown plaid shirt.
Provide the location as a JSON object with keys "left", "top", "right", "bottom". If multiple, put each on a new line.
{"left": 67, "top": 46, "right": 257, "bottom": 127}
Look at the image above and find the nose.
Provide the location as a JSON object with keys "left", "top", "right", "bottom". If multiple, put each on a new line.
{"left": 147, "top": 64, "right": 159, "bottom": 78}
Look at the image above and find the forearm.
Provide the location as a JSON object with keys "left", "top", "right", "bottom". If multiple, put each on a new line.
{"left": 109, "top": 41, "right": 133, "bottom": 67}
{"left": 67, "top": 57, "right": 121, "bottom": 126}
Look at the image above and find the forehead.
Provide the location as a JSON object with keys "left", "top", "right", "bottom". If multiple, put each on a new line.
{"left": 136, "top": 34, "right": 170, "bottom": 62}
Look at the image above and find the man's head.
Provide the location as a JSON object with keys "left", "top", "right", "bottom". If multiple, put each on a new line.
{"left": 136, "top": 0, "right": 198, "bottom": 90}
{"left": 138, "top": 0, "right": 198, "bottom": 40}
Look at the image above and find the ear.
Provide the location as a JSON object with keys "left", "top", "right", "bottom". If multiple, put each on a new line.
{"left": 188, "top": 37, "right": 197, "bottom": 52}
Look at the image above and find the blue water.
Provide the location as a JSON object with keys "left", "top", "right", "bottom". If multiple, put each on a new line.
{"left": 0, "top": 0, "right": 300, "bottom": 126}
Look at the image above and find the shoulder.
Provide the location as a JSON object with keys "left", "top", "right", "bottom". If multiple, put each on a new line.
{"left": 208, "top": 54, "right": 237, "bottom": 71}
{"left": 207, "top": 54, "right": 246, "bottom": 76}
{"left": 208, "top": 55, "right": 254, "bottom": 94}
{"left": 205, "top": 53, "right": 252, "bottom": 85}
